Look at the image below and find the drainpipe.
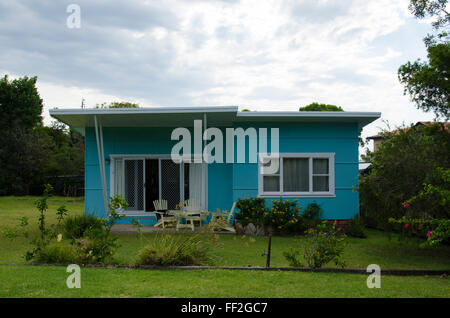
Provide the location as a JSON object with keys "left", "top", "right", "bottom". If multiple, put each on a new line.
{"left": 94, "top": 115, "right": 108, "bottom": 215}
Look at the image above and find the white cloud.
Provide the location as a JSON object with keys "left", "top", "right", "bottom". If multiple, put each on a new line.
{"left": 0, "top": 0, "right": 437, "bottom": 151}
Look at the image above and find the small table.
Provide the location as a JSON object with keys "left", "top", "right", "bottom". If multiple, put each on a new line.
{"left": 172, "top": 210, "right": 204, "bottom": 231}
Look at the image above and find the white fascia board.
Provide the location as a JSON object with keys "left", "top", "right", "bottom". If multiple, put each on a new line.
{"left": 236, "top": 111, "right": 381, "bottom": 118}
{"left": 49, "top": 106, "right": 239, "bottom": 116}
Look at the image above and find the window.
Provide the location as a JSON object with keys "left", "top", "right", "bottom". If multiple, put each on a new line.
{"left": 259, "top": 153, "right": 334, "bottom": 197}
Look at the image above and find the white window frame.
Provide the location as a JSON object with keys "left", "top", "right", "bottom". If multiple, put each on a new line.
{"left": 258, "top": 153, "right": 335, "bottom": 197}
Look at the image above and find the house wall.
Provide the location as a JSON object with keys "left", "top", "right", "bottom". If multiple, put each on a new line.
{"left": 85, "top": 126, "right": 184, "bottom": 224}
{"left": 229, "top": 122, "right": 360, "bottom": 220}
{"left": 85, "top": 121, "right": 360, "bottom": 222}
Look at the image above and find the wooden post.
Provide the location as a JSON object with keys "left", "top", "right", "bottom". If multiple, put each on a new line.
{"left": 266, "top": 234, "right": 272, "bottom": 268}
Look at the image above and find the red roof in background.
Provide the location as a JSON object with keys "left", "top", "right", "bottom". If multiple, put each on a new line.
{"left": 367, "top": 121, "right": 449, "bottom": 139}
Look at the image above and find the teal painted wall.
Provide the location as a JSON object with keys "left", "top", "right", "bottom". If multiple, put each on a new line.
{"left": 85, "top": 121, "right": 360, "bottom": 222}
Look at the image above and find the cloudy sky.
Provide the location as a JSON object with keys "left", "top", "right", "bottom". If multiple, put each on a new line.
{"left": 0, "top": 0, "right": 437, "bottom": 151}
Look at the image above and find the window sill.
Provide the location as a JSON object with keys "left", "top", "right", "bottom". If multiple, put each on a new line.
{"left": 258, "top": 193, "right": 336, "bottom": 198}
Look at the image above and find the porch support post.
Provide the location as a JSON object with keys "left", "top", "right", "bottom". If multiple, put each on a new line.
{"left": 202, "top": 113, "right": 208, "bottom": 211}
{"left": 94, "top": 115, "right": 108, "bottom": 215}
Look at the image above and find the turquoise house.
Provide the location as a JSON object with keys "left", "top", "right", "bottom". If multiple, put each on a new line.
{"left": 49, "top": 106, "right": 380, "bottom": 225}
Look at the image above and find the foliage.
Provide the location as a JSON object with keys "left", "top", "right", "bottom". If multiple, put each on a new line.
{"left": 359, "top": 123, "right": 450, "bottom": 229}
{"left": 0, "top": 75, "right": 43, "bottom": 130}
{"left": 299, "top": 102, "right": 344, "bottom": 112}
{"left": 283, "top": 221, "right": 347, "bottom": 268}
{"left": 301, "top": 203, "right": 323, "bottom": 230}
{"left": 398, "top": 43, "right": 450, "bottom": 119}
{"left": 389, "top": 217, "right": 450, "bottom": 247}
{"left": 136, "top": 233, "right": 217, "bottom": 266}
{"left": 234, "top": 197, "right": 267, "bottom": 226}
{"left": 75, "top": 195, "right": 127, "bottom": 264}
{"left": 96, "top": 101, "right": 139, "bottom": 108}
{"left": 33, "top": 242, "right": 78, "bottom": 264}
{"left": 408, "top": 0, "right": 449, "bottom": 44}
{"left": 264, "top": 198, "right": 302, "bottom": 233}
{"left": 0, "top": 75, "right": 84, "bottom": 196}
{"left": 347, "top": 214, "right": 367, "bottom": 238}
{"left": 62, "top": 214, "right": 104, "bottom": 240}
{"left": 34, "top": 184, "right": 54, "bottom": 243}
{"left": 235, "top": 198, "right": 326, "bottom": 234}
{"left": 406, "top": 167, "right": 450, "bottom": 216}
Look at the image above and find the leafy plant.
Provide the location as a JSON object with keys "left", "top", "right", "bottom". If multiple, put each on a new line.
{"left": 234, "top": 197, "right": 267, "bottom": 226}
{"left": 75, "top": 195, "right": 127, "bottom": 264}
{"left": 347, "top": 214, "right": 367, "bottom": 238}
{"left": 389, "top": 217, "right": 450, "bottom": 247}
{"left": 264, "top": 198, "right": 302, "bottom": 233}
{"left": 33, "top": 242, "right": 78, "bottom": 264}
{"left": 360, "top": 123, "right": 450, "bottom": 229}
{"left": 63, "top": 214, "right": 104, "bottom": 240}
{"left": 283, "top": 221, "right": 347, "bottom": 268}
{"left": 301, "top": 203, "right": 323, "bottom": 231}
{"left": 136, "top": 233, "right": 217, "bottom": 266}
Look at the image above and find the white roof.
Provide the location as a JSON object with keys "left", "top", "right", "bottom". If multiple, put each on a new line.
{"left": 49, "top": 106, "right": 381, "bottom": 135}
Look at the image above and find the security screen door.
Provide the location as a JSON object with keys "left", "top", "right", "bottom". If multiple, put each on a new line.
{"left": 124, "top": 159, "right": 144, "bottom": 211}
{"left": 119, "top": 157, "right": 202, "bottom": 212}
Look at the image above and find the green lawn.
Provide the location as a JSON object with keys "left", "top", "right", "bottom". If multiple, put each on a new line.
{"left": 0, "top": 265, "right": 448, "bottom": 298}
{"left": 0, "top": 196, "right": 449, "bottom": 298}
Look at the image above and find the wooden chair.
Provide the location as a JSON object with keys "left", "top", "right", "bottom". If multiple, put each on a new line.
{"left": 182, "top": 199, "right": 203, "bottom": 231}
{"left": 210, "top": 202, "right": 236, "bottom": 233}
{"left": 153, "top": 199, "right": 176, "bottom": 229}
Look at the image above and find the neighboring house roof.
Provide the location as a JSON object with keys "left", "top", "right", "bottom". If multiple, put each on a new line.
{"left": 49, "top": 106, "right": 381, "bottom": 135}
{"left": 367, "top": 121, "right": 450, "bottom": 140}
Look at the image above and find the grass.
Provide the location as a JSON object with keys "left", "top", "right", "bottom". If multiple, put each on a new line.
{"left": 0, "top": 265, "right": 448, "bottom": 298}
{"left": 0, "top": 196, "right": 449, "bottom": 298}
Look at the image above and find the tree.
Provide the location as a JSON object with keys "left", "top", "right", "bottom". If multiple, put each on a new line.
{"left": 398, "top": 43, "right": 450, "bottom": 119}
{"left": 96, "top": 101, "right": 139, "bottom": 108}
{"left": 0, "top": 75, "right": 43, "bottom": 129}
{"left": 408, "top": 0, "right": 449, "bottom": 45}
{"left": 0, "top": 75, "right": 45, "bottom": 195}
{"left": 359, "top": 123, "right": 450, "bottom": 229}
{"left": 299, "top": 103, "right": 344, "bottom": 112}
{"left": 398, "top": 1, "right": 450, "bottom": 119}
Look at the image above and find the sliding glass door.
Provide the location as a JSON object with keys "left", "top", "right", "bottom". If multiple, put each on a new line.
{"left": 112, "top": 156, "right": 203, "bottom": 213}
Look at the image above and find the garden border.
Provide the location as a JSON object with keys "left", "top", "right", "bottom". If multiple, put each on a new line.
{"left": 0, "top": 263, "right": 448, "bottom": 276}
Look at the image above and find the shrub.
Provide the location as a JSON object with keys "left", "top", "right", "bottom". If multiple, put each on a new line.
{"left": 76, "top": 230, "right": 119, "bottom": 264}
{"left": 264, "top": 198, "right": 302, "bottom": 233}
{"left": 136, "top": 233, "right": 216, "bottom": 266}
{"left": 301, "top": 203, "right": 323, "bottom": 231}
{"left": 33, "top": 242, "right": 78, "bottom": 264}
{"left": 283, "top": 221, "right": 347, "bottom": 268}
{"left": 63, "top": 214, "right": 104, "bottom": 240}
{"left": 359, "top": 123, "right": 450, "bottom": 229}
{"left": 389, "top": 217, "right": 450, "bottom": 247}
{"left": 234, "top": 197, "right": 267, "bottom": 226}
{"left": 75, "top": 195, "right": 127, "bottom": 264}
{"left": 347, "top": 214, "right": 367, "bottom": 238}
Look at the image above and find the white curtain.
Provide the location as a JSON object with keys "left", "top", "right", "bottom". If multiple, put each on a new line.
{"left": 189, "top": 163, "right": 202, "bottom": 203}
{"left": 283, "top": 158, "right": 309, "bottom": 192}
{"left": 114, "top": 158, "right": 124, "bottom": 196}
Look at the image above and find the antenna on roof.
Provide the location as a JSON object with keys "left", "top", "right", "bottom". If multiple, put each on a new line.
{"left": 81, "top": 98, "right": 85, "bottom": 109}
